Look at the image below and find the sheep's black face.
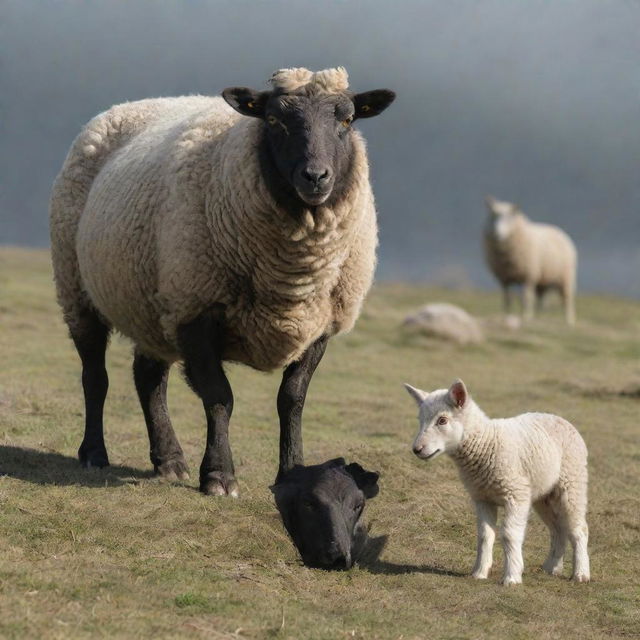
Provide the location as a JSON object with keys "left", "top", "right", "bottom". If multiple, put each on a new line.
{"left": 222, "top": 86, "right": 395, "bottom": 208}
{"left": 271, "top": 458, "right": 379, "bottom": 570}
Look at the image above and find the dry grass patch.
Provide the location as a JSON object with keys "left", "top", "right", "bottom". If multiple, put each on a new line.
{"left": 1, "top": 247, "right": 639, "bottom": 639}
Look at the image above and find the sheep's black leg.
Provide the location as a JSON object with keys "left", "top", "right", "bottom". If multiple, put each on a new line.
{"left": 177, "top": 307, "right": 236, "bottom": 496}
{"left": 276, "top": 335, "right": 329, "bottom": 482}
{"left": 133, "top": 351, "right": 189, "bottom": 480}
{"left": 70, "top": 308, "right": 111, "bottom": 468}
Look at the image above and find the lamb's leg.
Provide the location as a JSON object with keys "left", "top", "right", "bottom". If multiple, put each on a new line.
{"left": 70, "top": 308, "right": 111, "bottom": 468}
{"left": 275, "top": 334, "right": 329, "bottom": 482}
{"left": 133, "top": 351, "right": 189, "bottom": 480}
{"left": 501, "top": 500, "right": 530, "bottom": 585}
{"left": 562, "top": 485, "right": 590, "bottom": 582}
{"left": 534, "top": 493, "right": 567, "bottom": 576}
{"left": 472, "top": 501, "right": 498, "bottom": 579}
{"left": 522, "top": 282, "right": 535, "bottom": 321}
{"left": 177, "top": 308, "right": 237, "bottom": 497}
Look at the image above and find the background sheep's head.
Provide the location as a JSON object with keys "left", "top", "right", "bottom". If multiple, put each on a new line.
{"left": 271, "top": 458, "right": 380, "bottom": 570}
{"left": 222, "top": 67, "right": 394, "bottom": 208}
{"left": 484, "top": 195, "right": 522, "bottom": 240}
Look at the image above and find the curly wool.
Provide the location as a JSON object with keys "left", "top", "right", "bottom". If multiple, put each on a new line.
{"left": 269, "top": 66, "right": 349, "bottom": 93}
{"left": 50, "top": 73, "right": 377, "bottom": 371}
{"left": 451, "top": 402, "right": 588, "bottom": 507}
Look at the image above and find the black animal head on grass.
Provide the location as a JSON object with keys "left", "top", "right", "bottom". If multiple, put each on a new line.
{"left": 222, "top": 67, "right": 394, "bottom": 209}
{"left": 271, "top": 458, "right": 380, "bottom": 570}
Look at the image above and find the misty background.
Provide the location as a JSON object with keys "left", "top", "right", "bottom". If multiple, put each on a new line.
{"left": 2, "top": 0, "right": 639, "bottom": 297}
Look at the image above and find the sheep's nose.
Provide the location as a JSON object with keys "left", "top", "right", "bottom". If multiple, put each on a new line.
{"left": 300, "top": 166, "right": 331, "bottom": 186}
{"left": 413, "top": 444, "right": 425, "bottom": 455}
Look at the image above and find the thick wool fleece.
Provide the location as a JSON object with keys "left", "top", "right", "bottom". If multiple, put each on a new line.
{"left": 50, "top": 71, "right": 377, "bottom": 370}
{"left": 484, "top": 212, "right": 577, "bottom": 293}
{"left": 451, "top": 401, "right": 588, "bottom": 508}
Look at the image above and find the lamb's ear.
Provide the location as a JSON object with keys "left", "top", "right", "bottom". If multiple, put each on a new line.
{"left": 404, "top": 383, "right": 428, "bottom": 407}
{"left": 352, "top": 89, "right": 395, "bottom": 119}
{"left": 484, "top": 195, "right": 496, "bottom": 209}
{"left": 222, "top": 87, "right": 269, "bottom": 118}
{"left": 322, "top": 457, "right": 347, "bottom": 469}
{"left": 448, "top": 379, "right": 468, "bottom": 409}
{"left": 345, "top": 463, "right": 380, "bottom": 499}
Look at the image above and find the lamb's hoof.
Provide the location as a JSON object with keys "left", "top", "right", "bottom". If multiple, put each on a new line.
{"left": 472, "top": 570, "right": 490, "bottom": 580}
{"left": 501, "top": 575, "right": 522, "bottom": 586}
{"left": 154, "top": 458, "right": 190, "bottom": 481}
{"left": 200, "top": 472, "right": 239, "bottom": 497}
{"left": 572, "top": 573, "right": 590, "bottom": 583}
{"left": 78, "top": 444, "right": 109, "bottom": 469}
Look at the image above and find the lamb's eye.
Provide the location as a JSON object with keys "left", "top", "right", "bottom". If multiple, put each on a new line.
{"left": 436, "top": 416, "right": 448, "bottom": 426}
{"left": 341, "top": 116, "right": 353, "bottom": 128}
{"left": 353, "top": 501, "right": 364, "bottom": 513}
{"left": 267, "top": 115, "right": 278, "bottom": 125}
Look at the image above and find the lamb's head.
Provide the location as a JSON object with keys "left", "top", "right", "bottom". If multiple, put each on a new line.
{"left": 222, "top": 67, "right": 395, "bottom": 207}
{"left": 404, "top": 379, "right": 469, "bottom": 460}
{"left": 485, "top": 195, "right": 521, "bottom": 240}
{"left": 271, "top": 458, "right": 379, "bottom": 570}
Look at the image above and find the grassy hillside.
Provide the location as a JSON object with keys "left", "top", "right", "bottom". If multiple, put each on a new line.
{"left": 1, "top": 247, "right": 638, "bottom": 639}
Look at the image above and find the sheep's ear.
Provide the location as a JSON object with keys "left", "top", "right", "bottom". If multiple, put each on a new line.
{"left": 222, "top": 87, "right": 269, "bottom": 118}
{"left": 352, "top": 89, "right": 395, "bottom": 119}
{"left": 484, "top": 195, "right": 496, "bottom": 209}
{"left": 322, "top": 457, "right": 346, "bottom": 469}
{"left": 345, "top": 463, "right": 380, "bottom": 499}
{"left": 448, "top": 379, "right": 468, "bottom": 408}
{"left": 404, "top": 383, "right": 428, "bottom": 407}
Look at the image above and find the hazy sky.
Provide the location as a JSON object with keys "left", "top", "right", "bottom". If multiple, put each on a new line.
{"left": 2, "top": 0, "right": 639, "bottom": 296}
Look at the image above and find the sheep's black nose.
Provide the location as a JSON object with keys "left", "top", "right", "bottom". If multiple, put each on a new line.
{"left": 413, "top": 444, "right": 424, "bottom": 455}
{"left": 301, "top": 167, "right": 331, "bottom": 186}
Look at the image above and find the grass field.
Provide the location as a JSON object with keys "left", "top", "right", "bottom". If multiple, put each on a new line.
{"left": 1, "top": 247, "right": 639, "bottom": 639}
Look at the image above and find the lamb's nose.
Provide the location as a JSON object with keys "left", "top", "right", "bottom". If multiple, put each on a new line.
{"left": 413, "top": 444, "right": 424, "bottom": 455}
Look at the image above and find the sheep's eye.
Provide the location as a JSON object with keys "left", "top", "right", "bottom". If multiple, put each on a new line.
{"left": 436, "top": 416, "right": 448, "bottom": 426}
{"left": 353, "top": 501, "right": 364, "bottom": 513}
{"left": 267, "top": 115, "right": 278, "bottom": 125}
{"left": 341, "top": 116, "right": 353, "bottom": 128}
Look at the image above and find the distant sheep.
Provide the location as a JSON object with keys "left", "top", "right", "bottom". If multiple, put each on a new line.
{"left": 272, "top": 457, "right": 379, "bottom": 569}
{"left": 405, "top": 379, "right": 590, "bottom": 585}
{"left": 403, "top": 303, "right": 484, "bottom": 344}
{"left": 484, "top": 196, "right": 577, "bottom": 324}
{"left": 50, "top": 67, "right": 395, "bottom": 496}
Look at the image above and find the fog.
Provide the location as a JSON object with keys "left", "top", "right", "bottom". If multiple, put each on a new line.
{"left": 2, "top": 0, "right": 639, "bottom": 296}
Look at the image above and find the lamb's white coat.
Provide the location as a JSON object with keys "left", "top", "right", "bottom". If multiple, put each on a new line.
{"left": 50, "top": 68, "right": 377, "bottom": 371}
{"left": 405, "top": 380, "right": 589, "bottom": 585}
{"left": 484, "top": 196, "right": 577, "bottom": 324}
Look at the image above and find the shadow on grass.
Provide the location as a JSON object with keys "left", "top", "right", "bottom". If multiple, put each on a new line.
{"left": 0, "top": 445, "right": 154, "bottom": 487}
{"left": 357, "top": 534, "right": 466, "bottom": 577}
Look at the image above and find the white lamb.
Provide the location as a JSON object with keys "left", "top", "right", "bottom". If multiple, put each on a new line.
{"left": 404, "top": 379, "right": 590, "bottom": 585}
{"left": 484, "top": 195, "right": 577, "bottom": 325}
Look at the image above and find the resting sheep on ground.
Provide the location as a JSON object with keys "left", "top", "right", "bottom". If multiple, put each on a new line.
{"left": 272, "top": 458, "right": 379, "bottom": 569}
{"left": 50, "top": 67, "right": 395, "bottom": 506}
{"left": 484, "top": 196, "right": 577, "bottom": 324}
{"left": 404, "top": 379, "right": 590, "bottom": 585}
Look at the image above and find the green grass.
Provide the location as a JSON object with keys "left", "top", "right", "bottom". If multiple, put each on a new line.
{"left": 1, "top": 247, "right": 639, "bottom": 639}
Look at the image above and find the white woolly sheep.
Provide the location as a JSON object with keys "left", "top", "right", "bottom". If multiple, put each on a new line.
{"left": 403, "top": 302, "right": 484, "bottom": 345}
{"left": 404, "top": 379, "right": 590, "bottom": 585}
{"left": 484, "top": 196, "right": 577, "bottom": 324}
{"left": 50, "top": 67, "right": 395, "bottom": 498}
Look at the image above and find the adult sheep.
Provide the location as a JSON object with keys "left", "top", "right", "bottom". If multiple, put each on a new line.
{"left": 50, "top": 67, "right": 395, "bottom": 497}
{"left": 483, "top": 196, "right": 577, "bottom": 324}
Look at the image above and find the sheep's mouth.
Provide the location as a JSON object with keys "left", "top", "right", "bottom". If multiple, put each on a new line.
{"left": 419, "top": 449, "right": 441, "bottom": 461}
{"left": 296, "top": 187, "right": 332, "bottom": 206}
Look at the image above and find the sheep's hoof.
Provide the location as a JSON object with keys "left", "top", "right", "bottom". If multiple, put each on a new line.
{"left": 155, "top": 458, "right": 190, "bottom": 481}
{"left": 501, "top": 575, "right": 522, "bottom": 586}
{"left": 200, "top": 472, "right": 239, "bottom": 498}
{"left": 572, "top": 573, "right": 590, "bottom": 583}
{"left": 471, "top": 570, "right": 490, "bottom": 580}
{"left": 78, "top": 444, "right": 110, "bottom": 469}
